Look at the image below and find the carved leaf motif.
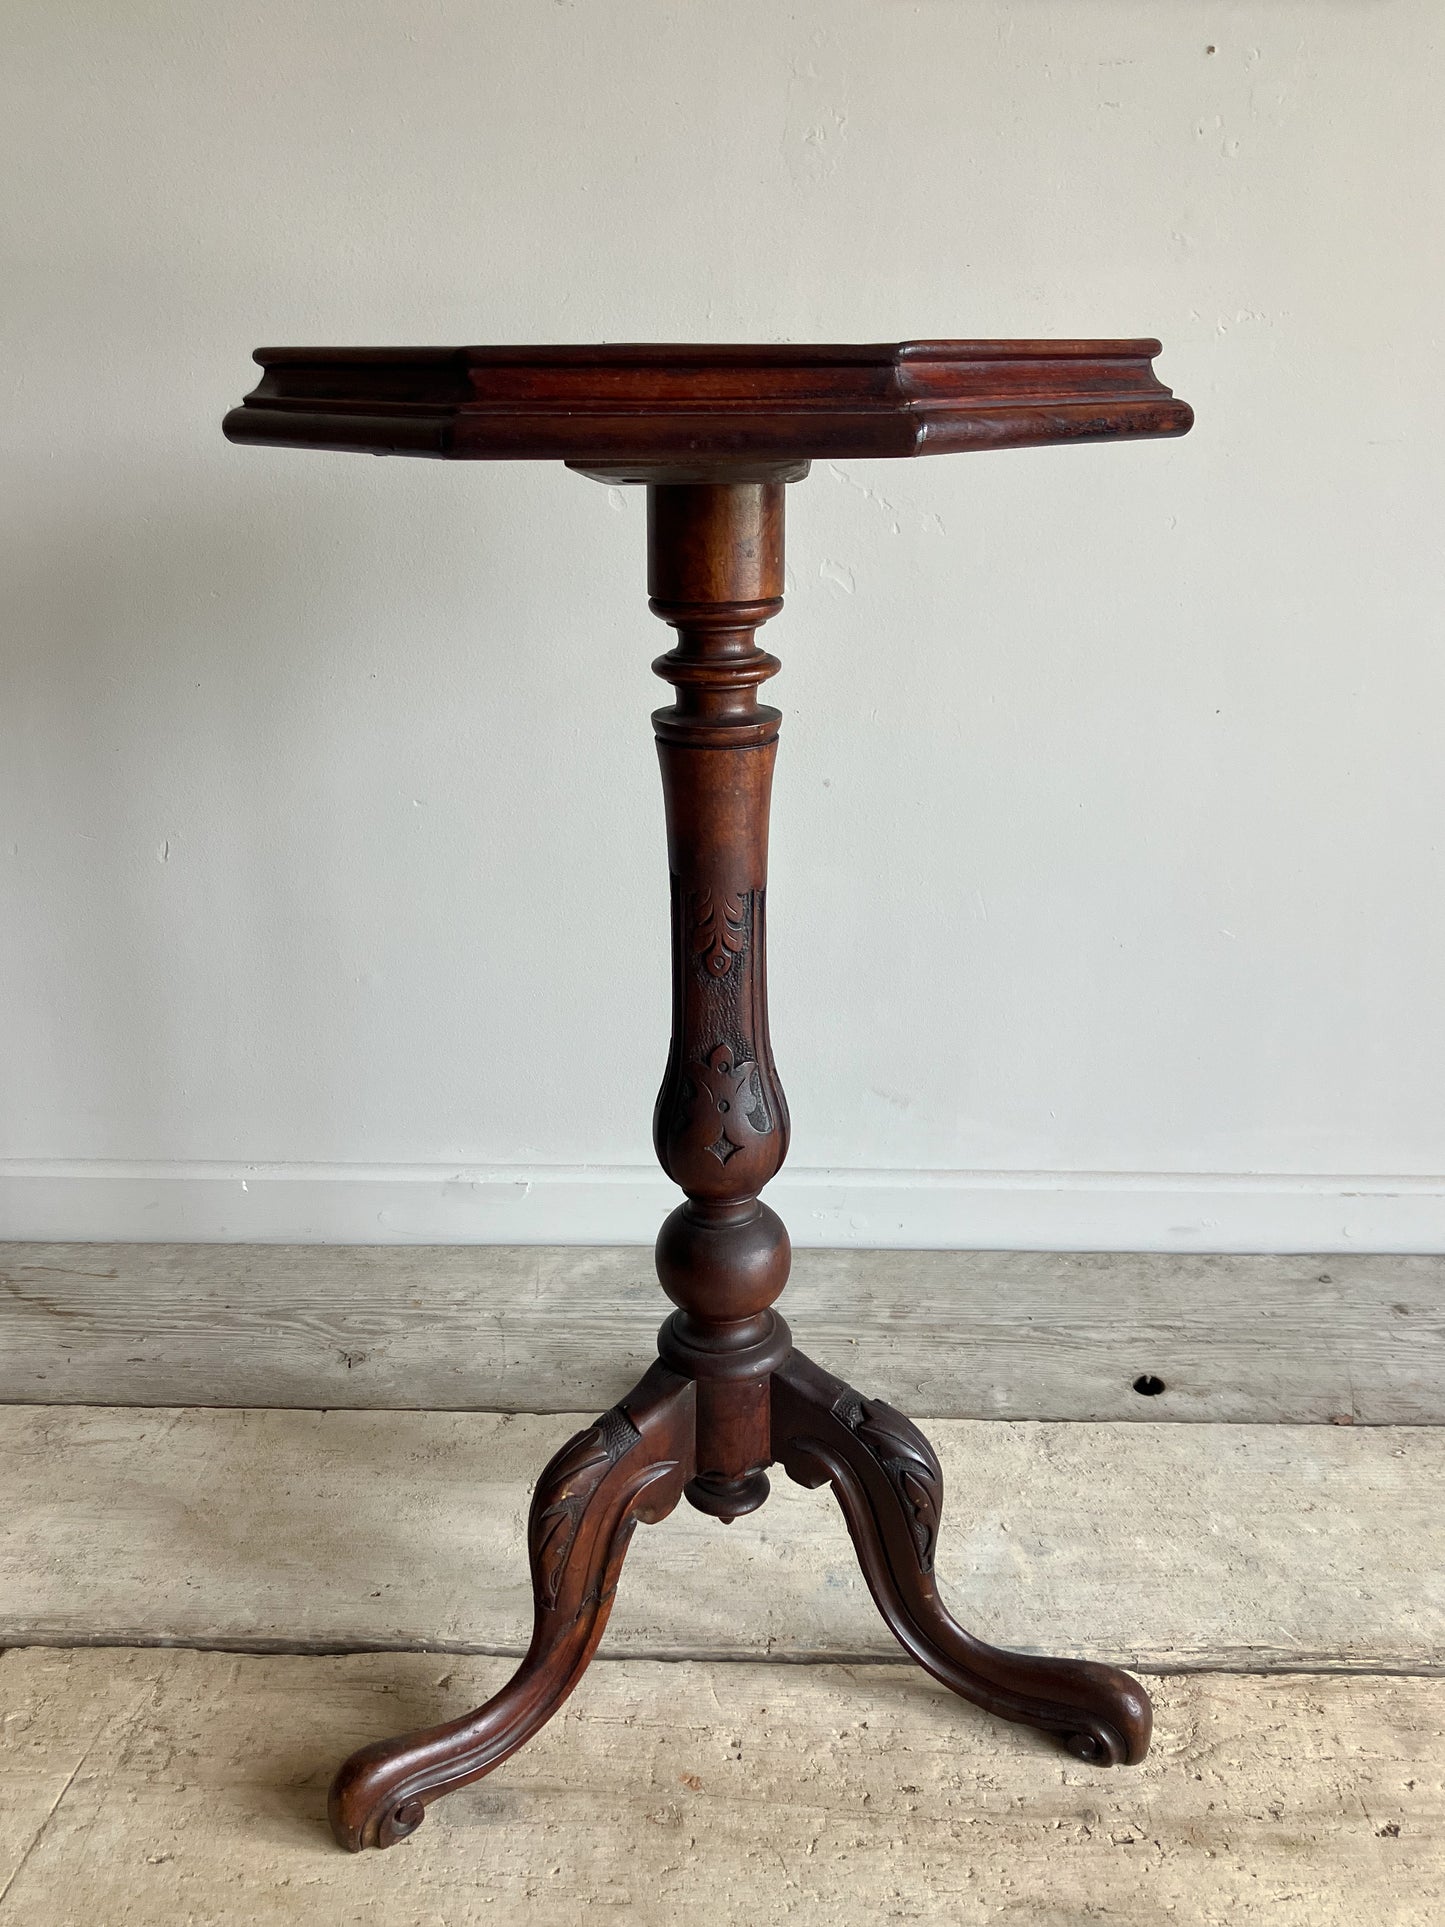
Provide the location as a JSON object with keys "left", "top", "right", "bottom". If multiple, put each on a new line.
{"left": 691, "top": 888, "right": 747, "bottom": 977}
{"left": 687, "top": 1043, "right": 769, "bottom": 1164}
{"left": 530, "top": 1405, "right": 641, "bottom": 1610}
{"left": 835, "top": 1394, "right": 942, "bottom": 1573}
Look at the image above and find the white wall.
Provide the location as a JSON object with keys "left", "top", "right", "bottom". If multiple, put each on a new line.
{"left": 3, "top": 1, "right": 1442, "bottom": 1249}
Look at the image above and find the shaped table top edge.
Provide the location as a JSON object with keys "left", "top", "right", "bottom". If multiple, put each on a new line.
{"left": 222, "top": 338, "right": 1192, "bottom": 471}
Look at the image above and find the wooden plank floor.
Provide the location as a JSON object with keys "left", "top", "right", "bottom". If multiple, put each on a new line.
{"left": 3, "top": 1404, "right": 1442, "bottom": 1671}
{"left": 4, "top": 1243, "right": 1443, "bottom": 1420}
{"left": 2, "top": 1241, "right": 1442, "bottom": 1922}
{"left": 2, "top": 1649, "right": 1441, "bottom": 1926}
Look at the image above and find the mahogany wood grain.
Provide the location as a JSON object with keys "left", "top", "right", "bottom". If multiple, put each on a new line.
{"left": 222, "top": 339, "right": 1191, "bottom": 476}
{"left": 224, "top": 337, "right": 1190, "bottom": 1849}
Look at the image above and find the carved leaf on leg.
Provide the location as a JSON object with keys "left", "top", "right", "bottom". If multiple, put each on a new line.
{"left": 329, "top": 1365, "right": 695, "bottom": 1851}
{"left": 530, "top": 1404, "right": 643, "bottom": 1611}
{"left": 833, "top": 1392, "right": 942, "bottom": 1573}
{"left": 772, "top": 1350, "right": 1151, "bottom": 1770}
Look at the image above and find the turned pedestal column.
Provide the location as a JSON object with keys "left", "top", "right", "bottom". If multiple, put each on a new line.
{"left": 224, "top": 338, "right": 1192, "bottom": 1850}
{"left": 648, "top": 479, "right": 792, "bottom": 1519}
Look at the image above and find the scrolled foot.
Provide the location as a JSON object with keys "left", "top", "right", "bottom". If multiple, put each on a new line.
{"left": 328, "top": 1362, "right": 696, "bottom": 1849}
{"left": 330, "top": 1778, "right": 426, "bottom": 1854}
{"left": 771, "top": 1348, "right": 1152, "bottom": 1768}
{"left": 1060, "top": 1684, "right": 1152, "bottom": 1766}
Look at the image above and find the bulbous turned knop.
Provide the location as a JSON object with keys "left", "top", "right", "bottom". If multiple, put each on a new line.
{"left": 654, "top": 1199, "right": 791, "bottom": 1328}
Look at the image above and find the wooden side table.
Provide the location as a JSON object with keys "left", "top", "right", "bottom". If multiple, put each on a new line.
{"left": 225, "top": 340, "right": 1192, "bottom": 1851}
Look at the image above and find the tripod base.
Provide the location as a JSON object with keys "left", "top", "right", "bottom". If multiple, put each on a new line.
{"left": 329, "top": 1343, "right": 1151, "bottom": 1852}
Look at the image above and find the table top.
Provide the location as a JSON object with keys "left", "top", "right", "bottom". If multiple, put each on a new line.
{"left": 223, "top": 339, "right": 1191, "bottom": 480}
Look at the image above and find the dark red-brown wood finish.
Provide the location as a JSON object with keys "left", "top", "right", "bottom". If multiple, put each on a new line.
{"left": 222, "top": 338, "right": 1190, "bottom": 473}
{"left": 225, "top": 341, "right": 1188, "bottom": 1851}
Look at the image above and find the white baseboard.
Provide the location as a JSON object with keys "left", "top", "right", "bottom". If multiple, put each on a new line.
{"left": 0, "top": 1160, "right": 1441, "bottom": 1251}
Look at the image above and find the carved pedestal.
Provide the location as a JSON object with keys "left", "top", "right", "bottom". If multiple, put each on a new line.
{"left": 224, "top": 339, "right": 1191, "bottom": 1850}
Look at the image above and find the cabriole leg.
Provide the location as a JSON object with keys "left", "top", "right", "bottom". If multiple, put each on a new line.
{"left": 328, "top": 1362, "right": 696, "bottom": 1850}
{"left": 771, "top": 1348, "right": 1152, "bottom": 1766}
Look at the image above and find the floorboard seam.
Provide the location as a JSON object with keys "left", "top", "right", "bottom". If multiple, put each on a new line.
{"left": 3, "top": 1634, "right": 1442, "bottom": 1678}
{"left": 3, "top": 1395, "right": 1437, "bottom": 1427}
